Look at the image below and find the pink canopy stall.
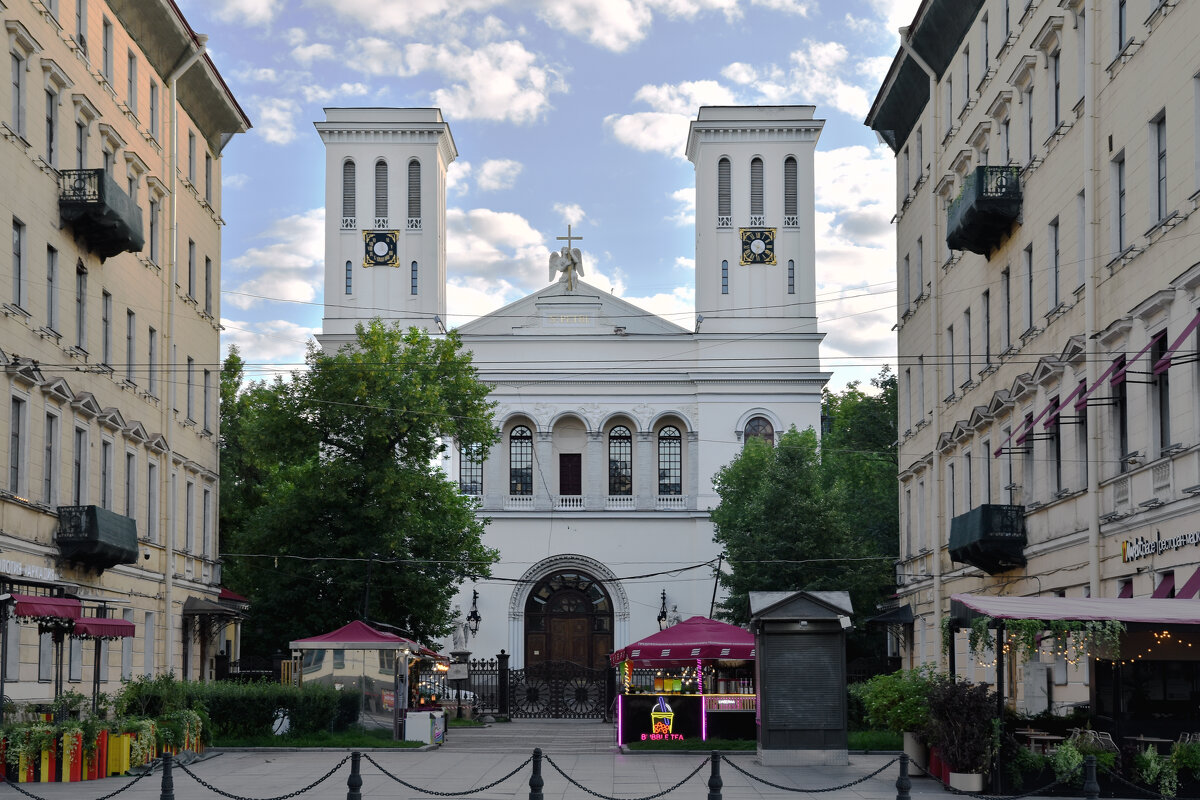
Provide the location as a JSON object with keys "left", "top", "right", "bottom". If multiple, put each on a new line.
{"left": 610, "top": 617, "right": 757, "bottom": 745}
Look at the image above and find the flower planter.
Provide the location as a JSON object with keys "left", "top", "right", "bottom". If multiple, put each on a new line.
{"left": 903, "top": 732, "right": 927, "bottom": 776}
{"left": 61, "top": 733, "right": 83, "bottom": 782}
{"left": 17, "top": 752, "right": 36, "bottom": 783}
{"left": 85, "top": 730, "right": 109, "bottom": 781}
{"left": 107, "top": 732, "right": 131, "bottom": 776}
{"left": 38, "top": 745, "right": 57, "bottom": 783}
{"left": 948, "top": 771, "right": 985, "bottom": 792}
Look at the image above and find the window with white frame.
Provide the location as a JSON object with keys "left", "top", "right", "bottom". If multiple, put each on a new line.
{"left": 202, "top": 486, "right": 212, "bottom": 557}
{"left": 187, "top": 130, "right": 196, "bottom": 183}
{"left": 46, "top": 246, "right": 57, "bottom": 331}
{"left": 126, "top": 51, "right": 137, "bottom": 115}
{"left": 1022, "top": 244, "right": 1034, "bottom": 332}
{"left": 124, "top": 450, "right": 136, "bottom": 517}
{"left": 11, "top": 52, "right": 27, "bottom": 138}
{"left": 721, "top": 260, "right": 728, "bottom": 295}
{"left": 12, "top": 218, "right": 26, "bottom": 309}
{"left": 1049, "top": 218, "right": 1060, "bottom": 309}
{"left": 147, "top": 326, "right": 157, "bottom": 396}
{"left": 125, "top": 309, "right": 135, "bottom": 383}
{"left": 1114, "top": 151, "right": 1127, "bottom": 252}
{"left": 100, "top": 438, "right": 113, "bottom": 509}
{"left": 204, "top": 257, "right": 212, "bottom": 314}
{"left": 345, "top": 260, "right": 352, "bottom": 295}
{"left": 43, "top": 410, "right": 59, "bottom": 504}
{"left": 187, "top": 239, "right": 195, "bottom": 298}
{"left": 1152, "top": 112, "right": 1167, "bottom": 223}
{"left": 717, "top": 157, "right": 731, "bottom": 225}
{"left": 72, "top": 425, "right": 86, "bottom": 503}
{"left": 657, "top": 426, "right": 682, "bottom": 496}
{"left": 1051, "top": 52, "right": 1061, "bottom": 130}
{"left": 74, "top": 0, "right": 87, "bottom": 55}
{"left": 45, "top": 88, "right": 57, "bottom": 167}
{"left": 203, "top": 369, "right": 212, "bottom": 432}
{"left": 787, "top": 259, "right": 794, "bottom": 295}
{"left": 783, "top": 156, "right": 797, "bottom": 223}
{"left": 342, "top": 159, "right": 356, "bottom": 225}
{"left": 185, "top": 479, "right": 195, "bottom": 551}
{"left": 459, "top": 442, "right": 483, "bottom": 496}
{"left": 148, "top": 196, "right": 160, "bottom": 264}
{"left": 146, "top": 459, "right": 158, "bottom": 542}
{"left": 148, "top": 80, "right": 158, "bottom": 138}
{"left": 101, "top": 290, "right": 112, "bottom": 364}
{"left": 101, "top": 18, "right": 112, "bottom": 81}
{"left": 9, "top": 396, "right": 27, "bottom": 495}
{"left": 407, "top": 158, "right": 421, "bottom": 224}
{"left": 1024, "top": 86, "right": 1035, "bottom": 164}
{"left": 509, "top": 426, "right": 532, "bottom": 496}
{"left": 411, "top": 261, "right": 418, "bottom": 295}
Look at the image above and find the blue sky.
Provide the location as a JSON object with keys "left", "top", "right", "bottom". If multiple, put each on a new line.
{"left": 178, "top": 0, "right": 922, "bottom": 390}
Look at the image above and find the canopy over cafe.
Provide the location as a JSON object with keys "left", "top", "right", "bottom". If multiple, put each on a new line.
{"left": 948, "top": 593, "right": 1200, "bottom": 740}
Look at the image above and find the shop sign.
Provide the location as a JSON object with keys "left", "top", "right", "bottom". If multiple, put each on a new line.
{"left": 1122, "top": 530, "right": 1200, "bottom": 562}
{"left": 0, "top": 559, "right": 59, "bottom": 582}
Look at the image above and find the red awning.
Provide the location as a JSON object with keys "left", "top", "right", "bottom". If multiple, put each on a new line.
{"left": 1119, "top": 581, "right": 1133, "bottom": 599}
{"left": 10, "top": 594, "right": 81, "bottom": 622}
{"left": 1152, "top": 573, "right": 1177, "bottom": 599}
{"left": 1176, "top": 567, "right": 1200, "bottom": 600}
{"left": 73, "top": 618, "right": 135, "bottom": 639}
{"left": 610, "top": 616, "right": 756, "bottom": 666}
{"left": 1153, "top": 309, "right": 1200, "bottom": 374}
{"left": 289, "top": 620, "right": 424, "bottom": 652}
{"left": 1040, "top": 381, "right": 1087, "bottom": 431}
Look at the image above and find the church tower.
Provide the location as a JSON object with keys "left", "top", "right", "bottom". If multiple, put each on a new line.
{"left": 315, "top": 108, "right": 457, "bottom": 351}
{"left": 686, "top": 106, "right": 824, "bottom": 335}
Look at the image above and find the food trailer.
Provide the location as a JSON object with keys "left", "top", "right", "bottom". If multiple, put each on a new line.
{"left": 610, "top": 616, "right": 757, "bottom": 746}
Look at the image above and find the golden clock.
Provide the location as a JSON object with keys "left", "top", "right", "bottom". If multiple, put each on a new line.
{"left": 739, "top": 228, "right": 776, "bottom": 265}
{"left": 363, "top": 230, "right": 399, "bottom": 267}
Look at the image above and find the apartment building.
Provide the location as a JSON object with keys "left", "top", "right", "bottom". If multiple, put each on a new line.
{"left": 868, "top": 0, "right": 1200, "bottom": 711}
{"left": 2, "top": 0, "right": 249, "bottom": 702}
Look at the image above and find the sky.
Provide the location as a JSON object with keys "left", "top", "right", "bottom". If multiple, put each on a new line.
{"left": 178, "top": 0, "right": 923, "bottom": 391}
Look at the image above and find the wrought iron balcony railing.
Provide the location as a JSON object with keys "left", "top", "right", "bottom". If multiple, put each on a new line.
{"left": 945, "top": 166, "right": 1021, "bottom": 256}
{"left": 58, "top": 169, "right": 145, "bottom": 260}
{"left": 948, "top": 503, "right": 1027, "bottom": 575}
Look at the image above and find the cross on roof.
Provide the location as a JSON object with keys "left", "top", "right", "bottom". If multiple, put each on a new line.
{"left": 556, "top": 224, "right": 583, "bottom": 250}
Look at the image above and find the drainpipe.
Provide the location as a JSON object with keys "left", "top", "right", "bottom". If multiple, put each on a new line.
{"left": 899, "top": 28, "right": 946, "bottom": 670}
{"left": 1082, "top": 2, "right": 1100, "bottom": 596}
{"left": 162, "top": 33, "right": 208, "bottom": 676}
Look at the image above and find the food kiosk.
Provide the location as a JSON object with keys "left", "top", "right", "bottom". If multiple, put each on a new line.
{"left": 611, "top": 616, "right": 757, "bottom": 745}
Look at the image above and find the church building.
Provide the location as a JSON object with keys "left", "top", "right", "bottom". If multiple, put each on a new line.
{"left": 314, "top": 106, "right": 830, "bottom": 693}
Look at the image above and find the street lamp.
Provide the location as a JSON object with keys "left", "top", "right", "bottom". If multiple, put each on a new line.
{"left": 466, "top": 590, "right": 481, "bottom": 637}
{"left": 657, "top": 590, "right": 668, "bottom": 631}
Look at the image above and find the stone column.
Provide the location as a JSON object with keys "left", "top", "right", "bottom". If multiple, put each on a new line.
{"left": 535, "top": 431, "right": 554, "bottom": 510}
{"left": 687, "top": 431, "right": 700, "bottom": 511}
{"left": 586, "top": 430, "right": 604, "bottom": 509}
{"left": 636, "top": 430, "right": 654, "bottom": 510}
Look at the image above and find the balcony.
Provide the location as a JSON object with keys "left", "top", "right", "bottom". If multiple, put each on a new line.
{"left": 58, "top": 169, "right": 145, "bottom": 260}
{"left": 948, "top": 503, "right": 1027, "bottom": 575}
{"left": 945, "top": 166, "right": 1021, "bottom": 256}
{"left": 55, "top": 504, "right": 139, "bottom": 572}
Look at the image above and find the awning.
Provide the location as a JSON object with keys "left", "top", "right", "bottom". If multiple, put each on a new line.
{"left": 1176, "top": 567, "right": 1200, "bottom": 600}
{"left": 9, "top": 594, "right": 82, "bottom": 622}
{"left": 951, "top": 593, "right": 1200, "bottom": 625}
{"left": 289, "top": 619, "right": 424, "bottom": 652}
{"left": 1153, "top": 309, "right": 1200, "bottom": 374}
{"left": 73, "top": 617, "right": 135, "bottom": 639}
{"left": 866, "top": 604, "right": 915, "bottom": 625}
{"left": 182, "top": 596, "right": 242, "bottom": 618}
{"left": 1040, "top": 381, "right": 1087, "bottom": 431}
{"left": 1152, "top": 573, "right": 1177, "bottom": 599}
{"left": 610, "top": 616, "right": 756, "bottom": 666}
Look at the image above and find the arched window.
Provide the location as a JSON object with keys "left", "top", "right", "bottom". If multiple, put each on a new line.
{"left": 657, "top": 426, "right": 682, "bottom": 496}
{"left": 717, "top": 157, "right": 731, "bottom": 225}
{"left": 407, "top": 158, "right": 421, "bottom": 227}
{"left": 345, "top": 260, "right": 352, "bottom": 295}
{"left": 374, "top": 159, "right": 388, "bottom": 223}
{"left": 787, "top": 259, "right": 795, "bottom": 295}
{"left": 721, "top": 260, "right": 729, "bottom": 295}
{"left": 459, "top": 442, "right": 483, "bottom": 496}
{"left": 608, "top": 426, "right": 632, "bottom": 496}
{"left": 750, "top": 157, "right": 764, "bottom": 222}
{"left": 783, "top": 156, "right": 797, "bottom": 224}
{"left": 341, "top": 160, "right": 356, "bottom": 225}
{"left": 744, "top": 417, "right": 774, "bottom": 447}
{"left": 411, "top": 261, "right": 418, "bottom": 295}
{"left": 509, "top": 426, "right": 532, "bottom": 496}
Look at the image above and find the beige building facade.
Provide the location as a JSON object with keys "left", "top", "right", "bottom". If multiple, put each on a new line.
{"left": 869, "top": 0, "right": 1200, "bottom": 711}
{"left": 1, "top": 0, "right": 249, "bottom": 703}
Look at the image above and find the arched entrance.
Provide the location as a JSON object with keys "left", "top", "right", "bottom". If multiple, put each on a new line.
{"left": 524, "top": 570, "right": 613, "bottom": 669}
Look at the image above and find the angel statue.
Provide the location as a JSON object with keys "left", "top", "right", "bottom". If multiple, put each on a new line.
{"left": 549, "top": 246, "right": 584, "bottom": 292}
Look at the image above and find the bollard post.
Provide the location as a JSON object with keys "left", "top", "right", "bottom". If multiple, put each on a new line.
{"left": 895, "top": 753, "right": 911, "bottom": 800}
{"left": 707, "top": 751, "right": 723, "bottom": 800}
{"left": 1082, "top": 754, "right": 1099, "bottom": 800}
{"left": 159, "top": 751, "right": 174, "bottom": 800}
{"left": 529, "top": 748, "right": 544, "bottom": 800}
{"left": 347, "top": 751, "right": 362, "bottom": 800}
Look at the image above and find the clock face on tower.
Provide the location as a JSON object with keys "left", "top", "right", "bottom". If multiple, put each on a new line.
{"left": 362, "top": 230, "right": 399, "bottom": 267}
{"left": 739, "top": 228, "right": 776, "bottom": 265}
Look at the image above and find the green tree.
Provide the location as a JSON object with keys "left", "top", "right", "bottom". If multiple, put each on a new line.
{"left": 221, "top": 321, "right": 500, "bottom": 656}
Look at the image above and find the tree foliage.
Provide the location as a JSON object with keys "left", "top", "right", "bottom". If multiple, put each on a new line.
{"left": 220, "top": 321, "right": 499, "bottom": 657}
{"left": 710, "top": 368, "right": 897, "bottom": 627}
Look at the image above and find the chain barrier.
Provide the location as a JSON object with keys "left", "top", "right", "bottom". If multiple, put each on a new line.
{"left": 908, "top": 759, "right": 1079, "bottom": 800}
{"left": 543, "top": 753, "right": 709, "bottom": 800}
{"left": 174, "top": 754, "right": 350, "bottom": 800}
{"left": 719, "top": 754, "right": 897, "bottom": 793}
{"left": 1097, "top": 766, "right": 1200, "bottom": 800}
{"left": 1, "top": 769, "right": 152, "bottom": 800}
{"left": 362, "top": 752, "right": 534, "bottom": 796}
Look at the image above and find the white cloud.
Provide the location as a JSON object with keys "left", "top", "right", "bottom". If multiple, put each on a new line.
{"left": 856, "top": 55, "right": 895, "bottom": 87}
{"left": 674, "top": 256, "right": 695, "bottom": 271}
{"left": 537, "top": 0, "right": 654, "bottom": 52}
{"left": 446, "top": 277, "right": 521, "bottom": 327}
{"left": 220, "top": 319, "right": 320, "bottom": 370}
{"left": 786, "top": 40, "right": 871, "bottom": 119}
{"left": 476, "top": 159, "right": 523, "bottom": 191}
{"left": 214, "top": 0, "right": 280, "bottom": 26}
{"left": 604, "top": 111, "right": 691, "bottom": 158}
{"left": 554, "top": 203, "right": 585, "bottom": 226}
{"left": 223, "top": 173, "right": 249, "bottom": 190}
{"left": 300, "top": 82, "right": 370, "bottom": 103}
{"left": 284, "top": 28, "right": 308, "bottom": 47}
{"left": 668, "top": 188, "right": 694, "bottom": 226}
{"left": 446, "top": 161, "right": 472, "bottom": 196}
{"left": 226, "top": 209, "right": 325, "bottom": 310}
{"left": 749, "top": 0, "right": 812, "bottom": 14}
{"left": 292, "top": 43, "right": 336, "bottom": 64}
{"left": 235, "top": 67, "right": 279, "bottom": 83}
{"left": 446, "top": 207, "right": 548, "bottom": 291}
{"left": 721, "top": 63, "right": 757, "bottom": 85}
{"left": 254, "top": 97, "right": 301, "bottom": 145}
{"left": 634, "top": 80, "right": 738, "bottom": 115}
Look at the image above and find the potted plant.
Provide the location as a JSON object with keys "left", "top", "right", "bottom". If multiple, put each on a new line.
{"left": 925, "top": 677, "right": 996, "bottom": 792}
{"left": 1133, "top": 745, "right": 1178, "bottom": 798}
{"left": 1171, "top": 737, "right": 1200, "bottom": 794}
{"left": 850, "top": 666, "right": 937, "bottom": 775}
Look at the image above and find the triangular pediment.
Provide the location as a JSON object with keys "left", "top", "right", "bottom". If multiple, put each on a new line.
{"left": 987, "top": 389, "right": 1013, "bottom": 416}
{"left": 40, "top": 376, "right": 75, "bottom": 403}
{"left": 1059, "top": 335, "right": 1086, "bottom": 367}
{"left": 1031, "top": 356, "right": 1064, "bottom": 387}
{"left": 749, "top": 590, "right": 852, "bottom": 621}
{"left": 456, "top": 280, "right": 689, "bottom": 337}
{"left": 968, "top": 405, "right": 992, "bottom": 431}
{"left": 1008, "top": 372, "right": 1036, "bottom": 401}
{"left": 98, "top": 407, "right": 127, "bottom": 431}
{"left": 936, "top": 431, "right": 955, "bottom": 453}
{"left": 6, "top": 356, "right": 44, "bottom": 387}
{"left": 71, "top": 392, "right": 102, "bottom": 417}
{"left": 146, "top": 433, "right": 169, "bottom": 454}
{"left": 951, "top": 420, "right": 971, "bottom": 443}
{"left": 123, "top": 420, "right": 149, "bottom": 443}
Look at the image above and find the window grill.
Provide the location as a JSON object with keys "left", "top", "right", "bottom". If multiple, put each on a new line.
{"left": 784, "top": 156, "right": 797, "bottom": 221}
{"left": 408, "top": 159, "right": 421, "bottom": 221}
{"left": 717, "top": 157, "right": 731, "bottom": 221}
{"left": 375, "top": 159, "right": 388, "bottom": 222}
{"left": 750, "top": 157, "right": 764, "bottom": 217}
{"left": 342, "top": 160, "right": 356, "bottom": 226}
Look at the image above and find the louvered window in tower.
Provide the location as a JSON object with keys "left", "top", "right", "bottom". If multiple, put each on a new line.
{"left": 749, "top": 157, "right": 764, "bottom": 225}
{"left": 374, "top": 160, "right": 388, "bottom": 227}
{"left": 341, "top": 160, "right": 356, "bottom": 229}
{"left": 407, "top": 159, "right": 421, "bottom": 230}
{"left": 717, "top": 158, "right": 731, "bottom": 228}
{"left": 783, "top": 157, "right": 798, "bottom": 226}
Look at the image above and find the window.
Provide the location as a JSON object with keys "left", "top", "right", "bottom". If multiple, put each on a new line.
{"left": 407, "top": 158, "right": 421, "bottom": 223}
{"left": 121, "top": 609, "right": 134, "bottom": 680}
{"left": 43, "top": 411, "right": 58, "bottom": 504}
{"left": 68, "top": 636, "right": 82, "bottom": 682}
{"left": 459, "top": 442, "right": 483, "bottom": 496}
{"left": 1076, "top": 379, "right": 1088, "bottom": 488}
{"left": 143, "top": 612, "right": 154, "bottom": 675}
{"left": 1000, "top": 267, "right": 1011, "bottom": 350}
{"left": 72, "top": 426, "right": 86, "bottom": 503}
{"left": 717, "top": 157, "right": 731, "bottom": 223}
{"left": 185, "top": 480, "right": 195, "bottom": 551}
{"left": 721, "top": 260, "right": 728, "bottom": 295}
{"left": 146, "top": 460, "right": 158, "bottom": 541}
{"left": 342, "top": 159, "right": 356, "bottom": 224}
{"left": 962, "top": 47, "right": 970, "bottom": 109}
{"left": 947, "top": 462, "right": 956, "bottom": 518}
{"left": 101, "top": 290, "right": 112, "bottom": 364}
{"left": 657, "top": 426, "right": 682, "bottom": 496}
{"left": 982, "top": 289, "right": 992, "bottom": 365}
{"left": 126, "top": 52, "right": 137, "bottom": 115}
{"left": 981, "top": 14, "right": 990, "bottom": 72}
{"left": 187, "top": 240, "right": 195, "bottom": 298}
{"left": 1113, "top": 356, "right": 1129, "bottom": 470}
{"left": 901, "top": 254, "right": 910, "bottom": 311}
{"left": 1076, "top": 190, "right": 1086, "bottom": 289}
{"left": 1153, "top": 114, "right": 1167, "bottom": 222}
{"left": 100, "top": 438, "right": 112, "bottom": 509}
{"left": 204, "top": 257, "right": 212, "bottom": 314}
{"left": 39, "top": 632, "right": 52, "bottom": 682}
{"left": 1049, "top": 396, "right": 1062, "bottom": 493}
{"left": 902, "top": 147, "right": 910, "bottom": 195}
{"left": 744, "top": 417, "right": 774, "bottom": 447}
{"left": 147, "top": 326, "right": 157, "bottom": 396}
{"left": 916, "top": 478, "right": 926, "bottom": 551}
{"left": 904, "top": 487, "right": 913, "bottom": 556}
{"left": 202, "top": 486, "right": 212, "bottom": 557}
{"left": 1117, "top": 0, "right": 1128, "bottom": 52}
{"left": 1049, "top": 218, "right": 1060, "bottom": 308}
{"left": 12, "top": 219, "right": 25, "bottom": 309}
{"left": 1025, "top": 87, "right": 1035, "bottom": 164}
{"left": 607, "top": 426, "right": 632, "bottom": 495}
{"left": 904, "top": 369, "right": 912, "bottom": 430}
{"left": 917, "top": 355, "right": 926, "bottom": 419}
{"left": 148, "top": 197, "right": 159, "bottom": 264}
{"left": 982, "top": 439, "right": 993, "bottom": 503}
{"left": 101, "top": 18, "right": 113, "bottom": 80}
{"left": 9, "top": 397, "right": 26, "bottom": 494}
{"left": 345, "top": 260, "right": 352, "bottom": 294}
{"left": 1051, "top": 52, "right": 1061, "bottom": 129}
{"left": 509, "top": 426, "right": 533, "bottom": 496}
{"left": 787, "top": 259, "right": 795, "bottom": 295}
{"left": 75, "top": 120, "right": 86, "bottom": 169}
{"left": 187, "top": 131, "right": 196, "bottom": 183}
{"left": 410, "top": 261, "right": 418, "bottom": 295}
{"left": 964, "top": 449, "right": 973, "bottom": 507}
{"left": 748, "top": 157, "right": 764, "bottom": 223}
{"left": 186, "top": 356, "right": 195, "bottom": 420}
{"left": 46, "top": 246, "right": 58, "bottom": 331}
{"left": 915, "top": 237, "right": 924, "bottom": 295}
{"left": 204, "top": 152, "right": 212, "bottom": 204}
{"left": 963, "top": 308, "right": 973, "bottom": 383}
{"left": 148, "top": 81, "right": 158, "bottom": 138}
{"left": 1152, "top": 331, "right": 1170, "bottom": 455}
{"left": 75, "top": 0, "right": 87, "bottom": 54}
{"left": 375, "top": 159, "right": 388, "bottom": 222}
{"left": 124, "top": 450, "right": 135, "bottom": 516}
{"left": 203, "top": 370, "right": 211, "bottom": 432}
{"left": 915, "top": 127, "right": 923, "bottom": 173}
{"left": 783, "top": 156, "right": 797, "bottom": 222}
{"left": 944, "top": 76, "right": 953, "bottom": 135}
{"left": 11, "top": 53, "right": 26, "bottom": 138}
{"left": 1022, "top": 245, "right": 1034, "bottom": 332}
{"left": 946, "top": 324, "right": 956, "bottom": 394}
{"left": 1114, "top": 153, "right": 1127, "bottom": 251}
{"left": 125, "top": 309, "right": 135, "bottom": 383}
{"left": 1002, "top": 117, "right": 1011, "bottom": 163}
{"left": 45, "top": 89, "right": 57, "bottom": 166}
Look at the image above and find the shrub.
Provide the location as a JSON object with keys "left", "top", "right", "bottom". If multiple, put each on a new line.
{"left": 849, "top": 666, "right": 938, "bottom": 736}
{"left": 289, "top": 684, "right": 340, "bottom": 735}
{"left": 1172, "top": 740, "right": 1200, "bottom": 782}
{"left": 925, "top": 677, "right": 996, "bottom": 773}
{"left": 1133, "top": 745, "right": 1178, "bottom": 798}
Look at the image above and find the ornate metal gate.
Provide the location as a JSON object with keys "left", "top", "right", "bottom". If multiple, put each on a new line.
{"left": 508, "top": 660, "right": 610, "bottom": 719}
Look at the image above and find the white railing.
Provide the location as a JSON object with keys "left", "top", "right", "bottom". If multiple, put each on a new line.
{"left": 1152, "top": 462, "right": 1171, "bottom": 493}
{"left": 606, "top": 495, "right": 635, "bottom": 511}
{"left": 783, "top": 215, "right": 799, "bottom": 227}
{"left": 505, "top": 495, "right": 534, "bottom": 511}
{"left": 749, "top": 214, "right": 766, "bottom": 226}
{"left": 407, "top": 217, "right": 422, "bottom": 230}
{"left": 716, "top": 215, "right": 732, "bottom": 228}
{"left": 341, "top": 217, "right": 355, "bottom": 230}
{"left": 1114, "top": 477, "right": 1130, "bottom": 509}
{"left": 554, "top": 495, "right": 584, "bottom": 510}
{"left": 656, "top": 494, "right": 688, "bottom": 511}
{"left": 374, "top": 217, "right": 388, "bottom": 228}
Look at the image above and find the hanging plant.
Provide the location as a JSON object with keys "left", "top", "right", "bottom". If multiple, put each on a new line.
{"left": 956, "top": 616, "right": 1124, "bottom": 662}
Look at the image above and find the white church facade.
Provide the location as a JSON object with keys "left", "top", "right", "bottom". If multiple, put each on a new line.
{"left": 314, "top": 106, "right": 829, "bottom": 669}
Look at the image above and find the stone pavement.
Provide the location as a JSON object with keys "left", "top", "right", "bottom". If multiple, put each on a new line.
{"left": 0, "top": 720, "right": 1100, "bottom": 800}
